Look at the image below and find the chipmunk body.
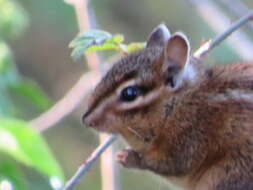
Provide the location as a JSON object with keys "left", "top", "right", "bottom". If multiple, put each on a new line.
{"left": 82, "top": 24, "right": 253, "bottom": 190}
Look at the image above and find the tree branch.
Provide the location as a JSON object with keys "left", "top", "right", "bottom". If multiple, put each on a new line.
{"left": 29, "top": 71, "right": 100, "bottom": 131}
{"left": 219, "top": 0, "right": 253, "bottom": 33}
{"left": 63, "top": 135, "right": 117, "bottom": 190}
{"left": 194, "top": 10, "right": 253, "bottom": 59}
{"left": 189, "top": 0, "right": 253, "bottom": 60}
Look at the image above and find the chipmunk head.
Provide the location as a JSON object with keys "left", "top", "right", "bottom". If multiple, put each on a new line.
{"left": 82, "top": 24, "right": 199, "bottom": 144}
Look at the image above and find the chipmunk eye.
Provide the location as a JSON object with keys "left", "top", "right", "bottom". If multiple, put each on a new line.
{"left": 120, "top": 86, "right": 141, "bottom": 102}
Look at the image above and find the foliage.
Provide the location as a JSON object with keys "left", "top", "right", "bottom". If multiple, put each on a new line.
{"left": 10, "top": 79, "right": 51, "bottom": 111}
{"left": 0, "top": 159, "right": 28, "bottom": 190}
{"left": 0, "top": 0, "right": 64, "bottom": 189}
{"left": 0, "top": 41, "right": 51, "bottom": 114}
{"left": 70, "top": 29, "right": 146, "bottom": 59}
{"left": 0, "top": 0, "right": 28, "bottom": 39}
{"left": 0, "top": 119, "right": 64, "bottom": 189}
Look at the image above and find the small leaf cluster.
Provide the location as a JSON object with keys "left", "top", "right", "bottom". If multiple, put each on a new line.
{"left": 70, "top": 29, "right": 146, "bottom": 60}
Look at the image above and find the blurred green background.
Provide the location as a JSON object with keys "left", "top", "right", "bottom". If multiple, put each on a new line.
{"left": 1, "top": 0, "right": 253, "bottom": 189}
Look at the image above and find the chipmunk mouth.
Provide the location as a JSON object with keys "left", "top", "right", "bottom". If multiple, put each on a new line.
{"left": 89, "top": 124, "right": 119, "bottom": 135}
{"left": 82, "top": 109, "right": 101, "bottom": 129}
{"left": 82, "top": 113, "right": 118, "bottom": 134}
{"left": 82, "top": 111, "right": 90, "bottom": 124}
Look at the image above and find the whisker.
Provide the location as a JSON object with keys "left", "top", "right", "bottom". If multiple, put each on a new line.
{"left": 127, "top": 126, "right": 146, "bottom": 142}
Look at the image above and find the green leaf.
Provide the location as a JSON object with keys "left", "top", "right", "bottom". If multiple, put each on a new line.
{"left": 9, "top": 79, "right": 51, "bottom": 111}
{"left": 0, "top": 158, "right": 28, "bottom": 190}
{"left": 0, "top": 86, "right": 14, "bottom": 116}
{"left": 85, "top": 42, "right": 118, "bottom": 53}
{"left": 69, "top": 30, "right": 112, "bottom": 47}
{"left": 0, "top": 41, "right": 51, "bottom": 117}
{"left": 0, "top": 41, "right": 12, "bottom": 73}
{"left": 127, "top": 42, "right": 146, "bottom": 52}
{"left": 0, "top": 119, "right": 64, "bottom": 183}
{"left": 70, "top": 29, "right": 125, "bottom": 59}
{"left": 85, "top": 34, "right": 125, "bottom": 53}
{"left": 0, "top": 0, "right": 29, "bottom": 39}
{"left": 0, "top": 42, "right": 17, "bottom": 116}
{"left": 0, "top": 41, "right": 19, "bottom": 85}
{"left": 112, "top": 34, "right": 124, "bottom": 44}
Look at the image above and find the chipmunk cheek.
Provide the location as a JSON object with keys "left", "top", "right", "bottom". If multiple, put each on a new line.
{"left": 92, "top": 109, "right": 122, "bottom": 132}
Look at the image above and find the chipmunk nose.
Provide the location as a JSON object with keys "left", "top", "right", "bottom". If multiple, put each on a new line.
{"left": 81, "top": 110, "right": 94, "bottom": 127}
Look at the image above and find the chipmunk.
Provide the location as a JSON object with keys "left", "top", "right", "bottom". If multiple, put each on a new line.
{"left": 82, "top": 24, "right": 253, "bottom": 190}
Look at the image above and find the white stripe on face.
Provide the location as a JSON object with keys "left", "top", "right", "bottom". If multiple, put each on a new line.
{"left": 208, "top": 89, "right": 253, "bottom": 103}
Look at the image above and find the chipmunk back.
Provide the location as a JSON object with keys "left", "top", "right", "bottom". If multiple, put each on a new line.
{"left": 82, "top": 24, "right": 253, "bottom": 190}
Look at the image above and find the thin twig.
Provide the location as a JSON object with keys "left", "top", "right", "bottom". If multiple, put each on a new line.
{"left": 189, "top": 0, "right": 253, "bottom": 60}
{"left": 63, "top": 135, "right": 117, "bottom": 190}
{"left": 194, "top": 10, "right": 253, "bottom": 59}
{"left": 219, "top": 0, "right": 253, "bottom": 33}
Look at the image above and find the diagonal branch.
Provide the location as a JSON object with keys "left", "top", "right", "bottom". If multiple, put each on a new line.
{"left": 189, "top": 0, "right": 253, "bottom": 60}
{"left": 219, "top": 0, "right": 253, "bottom": 33}
{"left": 29, "top": 71, "right": 100, "bottom": 131}
{"left": 194, "top": 10, "right": 253, "bottom": 59}
{"left": 63, "top": 135, "right": 117, "bottom": 190}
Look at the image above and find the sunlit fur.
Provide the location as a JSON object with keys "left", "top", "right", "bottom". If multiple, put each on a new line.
{"left": 83, "top": 28, "right": 253, "bottom": 190}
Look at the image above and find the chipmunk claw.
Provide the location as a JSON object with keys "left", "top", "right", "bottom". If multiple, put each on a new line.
{"left": 116, "top": 149, "right": 142, "bottom": 168}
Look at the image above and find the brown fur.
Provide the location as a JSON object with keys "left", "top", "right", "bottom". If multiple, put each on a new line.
{"left": 82, "top": 26, "right": 253, "bottom": 190}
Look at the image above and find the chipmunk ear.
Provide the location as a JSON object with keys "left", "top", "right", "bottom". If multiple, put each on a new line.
{"left": 162, "top": 32, "right": 194, "bottom": 89}
{"left": 147, "top": 24, "right": 171, "bottom": 47}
